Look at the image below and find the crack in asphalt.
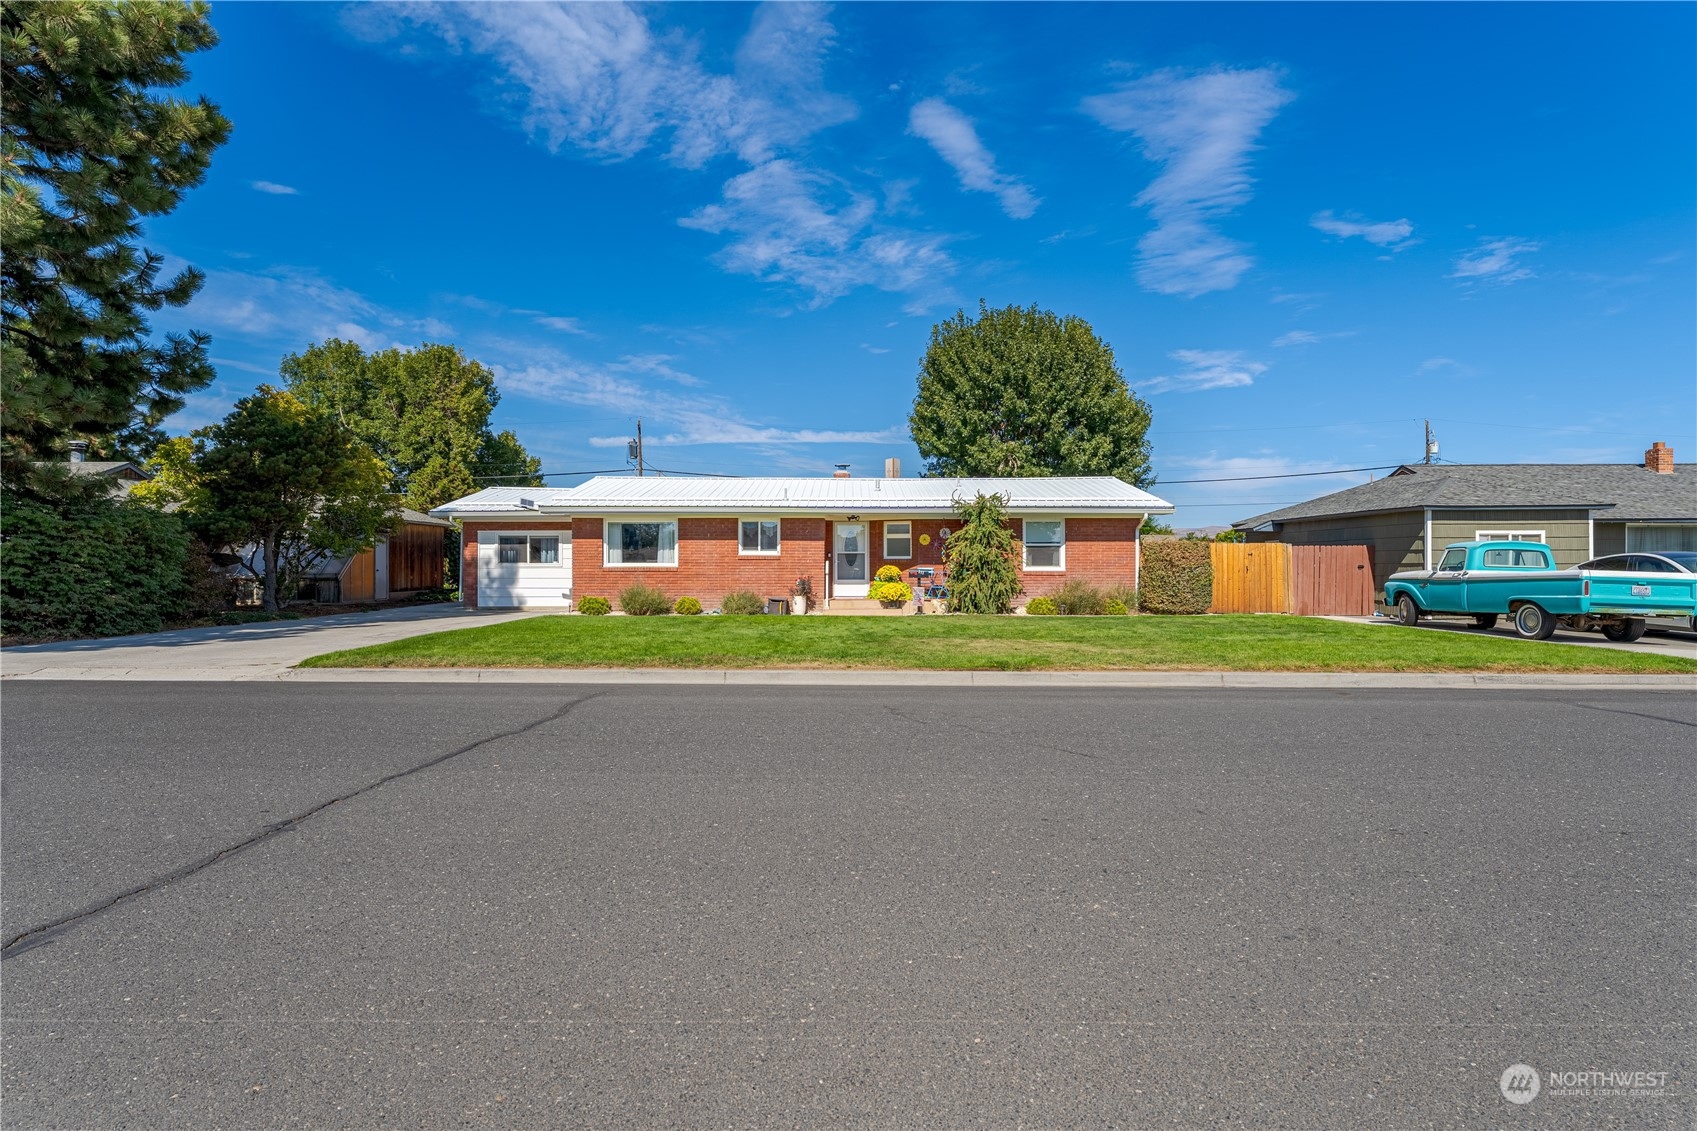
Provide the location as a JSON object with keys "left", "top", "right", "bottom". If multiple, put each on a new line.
{"left": 1569, "top": 702, "right": 1697, "bottom": 729}
{"left": 1, "top": 692, "right": 604, "bottom": 958}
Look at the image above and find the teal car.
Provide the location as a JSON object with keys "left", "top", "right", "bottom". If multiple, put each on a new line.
{"left": 1383, "top": 540, "right": 1697, "bottom": 642}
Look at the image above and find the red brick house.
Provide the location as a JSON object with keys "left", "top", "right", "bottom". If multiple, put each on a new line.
{"left": 430, "top": 474, "right": 1173, "bottom": 611}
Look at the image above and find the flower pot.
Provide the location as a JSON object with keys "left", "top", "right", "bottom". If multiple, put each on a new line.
{"left": 793, "top": 595, "right": 807, "bottom": 615}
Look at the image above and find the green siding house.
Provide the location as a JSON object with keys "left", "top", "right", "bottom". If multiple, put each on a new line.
{"left": 1233, "top": 442, "right": 1694, "bottom": 601}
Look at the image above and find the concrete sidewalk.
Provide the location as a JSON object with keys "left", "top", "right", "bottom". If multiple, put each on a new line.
{"left": 0, "top": 603, "right": 540, "bottom": 681}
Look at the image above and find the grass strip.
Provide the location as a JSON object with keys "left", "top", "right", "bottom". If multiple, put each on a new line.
{"left": 299, "top": 614, "right": 1697, "bottom": 674}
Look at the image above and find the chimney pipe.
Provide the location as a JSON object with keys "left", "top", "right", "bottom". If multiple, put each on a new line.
{"left": 67, "top": 440, "right": 88, "bottom": 463}
{"left": 1645, "top": 441, "right": 1674, "bottom": 474}
{"left": 832, "top": 463, "right": 851, "bottom": 479}
{"left": 884, "top": 457, "right": 901, "bottom": 479}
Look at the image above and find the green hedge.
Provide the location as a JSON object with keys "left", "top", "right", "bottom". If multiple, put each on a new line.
{"left": 1140, "top": 539, "right": 1213, "bottom": 615}
{"left": 1, "top": 492, "right": 192, "bottom": 639}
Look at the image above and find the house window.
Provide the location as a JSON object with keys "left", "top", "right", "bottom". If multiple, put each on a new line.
{"left": 1626, "top": 525, "right": 1697, "bottom": 553}
{"left": 739, "top": 519, "right": 780, "bottom": 555}
{"left": 497, "top": 535, "right": 559, "bottom": 565}
{"left": 1023, "top": 519, "right": 1065, "bottom": 570}
{"left": 605, "top": 520, "right": 677, "bottom": 566}
{"left": 884, "top": 521, "right": 912, "bottom": 559}
{"left": 1476, "top": 529, "right": 1545, "bottom": 543}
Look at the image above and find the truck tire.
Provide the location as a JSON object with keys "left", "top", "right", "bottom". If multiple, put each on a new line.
{"left": 1512, "top": 603, "right": 1557, "bottom": 641}
{"left": 1601, "top": 618, "right": 1647, "bottom": 643}
{"left": 1472, "top": 614, "right": 1498, "bottom": 630}
{"left": 1396, "top": 594, "right": 1420, "bottom": 626}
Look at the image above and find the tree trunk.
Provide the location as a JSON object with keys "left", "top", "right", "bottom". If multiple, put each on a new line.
{"left": 261, "top": 532, "right": 280, "bottom": 612}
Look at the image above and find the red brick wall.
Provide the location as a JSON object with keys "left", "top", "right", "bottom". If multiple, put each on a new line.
{"left": 573, "top": 517, "right": 829, "bottom": 610}
{"left": 458, "top": 520, "right": 572, "bottom": 608}
{"left": 459, "top": 514, "right": 1140, "bottom": 609}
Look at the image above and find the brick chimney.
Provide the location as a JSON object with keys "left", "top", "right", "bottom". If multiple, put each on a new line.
{"left": 832, "top": 463, "right": 851, "bottom": 479}
{"left": 1645, "top": 441, "right": 1674, "bottom": 474}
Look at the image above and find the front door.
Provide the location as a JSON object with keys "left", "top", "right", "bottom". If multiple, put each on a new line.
{"left": 833, "top": 522, "right": 869, "bottom": 597}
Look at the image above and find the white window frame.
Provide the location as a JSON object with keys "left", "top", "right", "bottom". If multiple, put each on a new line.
{"left": 604, "top": 518, "right": 679, "bottom": 568}
{"left": 737, "top": 518, "right": 781, "bottom": 556}
{"left": 1475, "top": 529, "right": 1545, "bottom": 543}
{"left": 493, "top": 534, "right": 562, "bottom": 566}
{"left": 1022, "top": 518, "right": 1066, "bottom": 571}
{"left": 883, "top": 520, "right": 913, "bottom": 560}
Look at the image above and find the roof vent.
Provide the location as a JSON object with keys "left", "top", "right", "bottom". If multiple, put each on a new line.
{"left": 67, "top": 440, "right": 88, "bottom": 463}
{"left": 518, "top": 496, "right": 538, "bottom": 510}
{"left": 832, "top": 463, "right": 851, "bottom": 479}
{"left": 1645, "top": 441, "right": 1674, "bottom": 474}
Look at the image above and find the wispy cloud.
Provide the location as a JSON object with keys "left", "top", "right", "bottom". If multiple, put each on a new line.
{"left": 1083, "top": 67, "right": 1294, "bottom": 297}
{"left": 606, "top": 352, "right": 701, "bottom": 386}
{"left": 356, "top": 3, "right": 952, "bottom": 307}
{"left": 860, "top": 343, "right": 890, "bottom": 354}
{"left": 1450, "top": 236, "right": 1540, "bottom": 285}
{"left": 1417, "top": 356, "right": 1457, "bottom": 373}
{"left": 908, "top": 97, "right": 1038, "bottom": 219}
{"left": 1310, "top": 209, "right": 1416, "bottom": 250}
{"left": 1272, "top": 330, "right": 1320, "bottom": 348}
{"left": 534, "top": 314, "right": 592, "bottom": 335}
{"left": 1141, "top": 348, "right": 1267, "bottom": 394}
{"left": 251, "top": 181, "right": 299, "bottom": 195}
{"left": 178, "top": 263, "right": 441, "bottom": 352}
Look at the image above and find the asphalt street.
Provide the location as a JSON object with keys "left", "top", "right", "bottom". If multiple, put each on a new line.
{"left": 3, "top": 683, "right": 1692, "bottom": 1129}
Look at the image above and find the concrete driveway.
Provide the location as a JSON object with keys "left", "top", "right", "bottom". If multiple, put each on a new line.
{"left": 0, "top": 603, "right": 541, "bottom": 681}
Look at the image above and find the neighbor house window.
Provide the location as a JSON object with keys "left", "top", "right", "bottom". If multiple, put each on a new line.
{"left": 496, "top": 535, "right": 560, "bottom": 565}
{"left": 1626, "top": 525, "right": 1697, "bottom": 553}
{"left": 884, "top": 521, "right": 912, "bottom": 559}
{"left": 1476, "top": 529, "right": 1545, "bottom": 543}
{"left": 739, "top": 519, "right": 780, "bottom": 555}
{"left": 605, "top": 520, "right": 677, "bottom": 566}
{"left": 1023, "top": 519, "right": 1065, "bottom": 570}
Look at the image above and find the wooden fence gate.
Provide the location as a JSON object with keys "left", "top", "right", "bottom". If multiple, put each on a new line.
{"left": 1208, "top": 542, "right": 1375, "bottom": 616}
{"left": 1289, "top": 544, "right": 1375, "bottom": 616}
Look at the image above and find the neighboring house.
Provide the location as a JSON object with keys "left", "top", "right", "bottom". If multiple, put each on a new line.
{"left": 1233, "top": 441, "right": 1693, "bottom": 600}
{"left": 430, "top": 472, "right": 1174, "bottom": 610}
{"left": 298, "top": 509, "right": 455, "bottom": 603}
{"left": 38, "top": 441, "right": 152, "bottom": 495}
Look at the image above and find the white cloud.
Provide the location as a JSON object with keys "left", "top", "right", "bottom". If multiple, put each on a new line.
{"left": 860, "top": 343, "right": 890, "bottom": 354}
{"left": 1450, "top": 237, "right": 1540, "bottom": 284}
{"left": 179, "top": 264, "right": 439, "bottom": 351}
{"left": 534, "top": 315, "right": 591, "bottom": 335}
{"left": 607, "top": 352, "right": 701, "bottom": 386}
{"left": 1310, "top": 209, "right": 1415, "bottom": 250}
{"left": 1083, "top": 67, "right": 1293, "bottom": 297}
{"left": 908, "top": 98, "right": 1038, "bottom": 219}
{"left": 1272, "top": 330, "right": 1320, "bottom": 347}
{"left": 1417, "top": 356, "right": 1457, "bottom": 372}
{"left": 680, "top": 159, "right": 954, "bottom": 308}
{"left": 251, "top": 181, "right": 299, "bottom": 195}
{"left": 1141, "top": 348, "right": 1267, "bottom": 394}
{"left": 359, "top": 3, "right": 951, "bottom": 306}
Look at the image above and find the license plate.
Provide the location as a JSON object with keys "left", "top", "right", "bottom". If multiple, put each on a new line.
{"left": 1631, "top": 584, "right": 1652, "bottom": 596}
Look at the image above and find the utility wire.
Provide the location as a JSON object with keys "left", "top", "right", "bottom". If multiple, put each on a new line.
{"left": 1157, "top": 463, "right": 1400, "bottom": 484}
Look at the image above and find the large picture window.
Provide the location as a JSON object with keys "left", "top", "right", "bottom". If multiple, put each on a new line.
{"left": 884, "top": 521, "right": 912, "bottom": 559}
{"left": 739, "top": 519, "right": 780, "bottom": 555}
{"left": 1023, "top": 519, "right": 1065, "bottom": 570}
{"left": 606, "top": 520, "right": 678, "bottom": 566}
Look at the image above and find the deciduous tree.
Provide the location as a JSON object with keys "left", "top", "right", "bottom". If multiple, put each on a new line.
{"left": 910, "top": 302, "right": 1154, "bottom": 487}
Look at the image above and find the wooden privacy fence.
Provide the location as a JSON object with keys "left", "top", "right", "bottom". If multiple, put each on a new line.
{"left": 1207, "top": 542, "right": 1375, "bottom": 616}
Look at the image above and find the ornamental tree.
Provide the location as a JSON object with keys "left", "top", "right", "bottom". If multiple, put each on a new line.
{"left": 910, "top": 301, "right": 1154, "bottom": 487}
{"left": 1, "top": 0, "right": 231, "bottom": 483}
{"left": 944, "top": 491, "right": 1022, "bottom": 615}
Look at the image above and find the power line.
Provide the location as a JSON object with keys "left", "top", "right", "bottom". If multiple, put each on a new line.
{"left": 1157, "top": 464, "right": 1399, "bottom": 484}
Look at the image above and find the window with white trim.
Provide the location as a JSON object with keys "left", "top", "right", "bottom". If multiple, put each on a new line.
{"left": 883, "top": 521, "right": 912, "bottom": 559}
{"left": 1023, "top": 519, "right": 1065, "bottom": 570}
{"left": 738, "top": 519, "right": 780, "bottom": 555}
{"left": 605, "top": 520, "right": 677, "bottom": 566}
{"left": 498, "top": 535, "right": 558, "bottom": 565}
{"left": 1475, "top": 529, "right": 1545, "bottom": 543}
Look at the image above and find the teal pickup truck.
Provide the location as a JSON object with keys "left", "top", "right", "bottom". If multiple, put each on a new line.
{"left": 1384, "top": 540, "right": 1697, "bottom": 642}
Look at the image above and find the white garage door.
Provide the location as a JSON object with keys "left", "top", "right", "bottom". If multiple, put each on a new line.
{"left": 478, "top": 530, "right": 572, "bottom": 607}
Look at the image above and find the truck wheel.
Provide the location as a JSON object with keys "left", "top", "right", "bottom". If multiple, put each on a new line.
{"left": 1396, "top": 594, "right": 1420, "bottom": 626}
{"left": 1601, "top": 618, "right": 1647, "bottom": 643}
{"left": 1512, "top": 603, "right": 1556, "bottom": 641}
{"left": 1472, "top": 614, "right": 1498, "bottom": 630}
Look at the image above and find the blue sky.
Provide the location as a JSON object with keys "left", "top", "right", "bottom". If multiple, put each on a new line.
{"left": 149, "top": 2, "right": 1695, "bottom": 527}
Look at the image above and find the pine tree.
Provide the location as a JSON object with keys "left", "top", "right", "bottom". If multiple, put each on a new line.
{"left": 1, "top": 0, "right": 231, "bottom": 484}
{"left": 944, "top": 492, "right": 1023, "bottom": 615}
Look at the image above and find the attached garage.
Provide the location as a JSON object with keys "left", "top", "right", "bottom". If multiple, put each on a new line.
{"left": 475, "top": 528, "right": 572, "bottom": 607}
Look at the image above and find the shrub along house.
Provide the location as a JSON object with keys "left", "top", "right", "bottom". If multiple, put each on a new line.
{"left": 1232, "top": 441, "right": 1693, "bottom": 600}
{"left": 430, "top": 470, "right": 1173, "bottom": 611}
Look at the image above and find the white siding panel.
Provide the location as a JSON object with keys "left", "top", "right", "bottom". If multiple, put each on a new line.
{"left": 477, "top": 530, "right": 572, "bottom": 608}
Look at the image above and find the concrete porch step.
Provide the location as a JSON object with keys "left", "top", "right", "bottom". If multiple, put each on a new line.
{"left": 817, "top": 598, "right": 915, "bottom": 616}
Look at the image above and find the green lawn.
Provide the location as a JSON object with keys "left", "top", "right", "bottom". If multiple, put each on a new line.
{"left": 299, "top": 614, "right": 1697, "bottom": 674}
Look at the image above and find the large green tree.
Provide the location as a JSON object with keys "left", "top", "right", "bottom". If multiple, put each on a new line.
{"left": 191, "top": 387, "right": 395, "bottom": 612}
{"left": 280, "top": 339, "right": 542, "bottom": 511}
{"left": 1, "top": 0, "right": 231, "bottom": 483}
{"left": 910, "top": 301, "right": 1154, "bottom": 487}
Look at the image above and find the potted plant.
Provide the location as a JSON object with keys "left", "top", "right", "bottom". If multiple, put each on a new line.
{"left": 790, "top": 575, "right": 814, "bottom": 615}
{"left": 867, "top": 565, "right": 913, "bottom": 609}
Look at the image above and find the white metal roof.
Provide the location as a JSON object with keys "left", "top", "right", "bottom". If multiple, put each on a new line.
{"left": 431, "top": 475, "right": 1172, "bottom": 518}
